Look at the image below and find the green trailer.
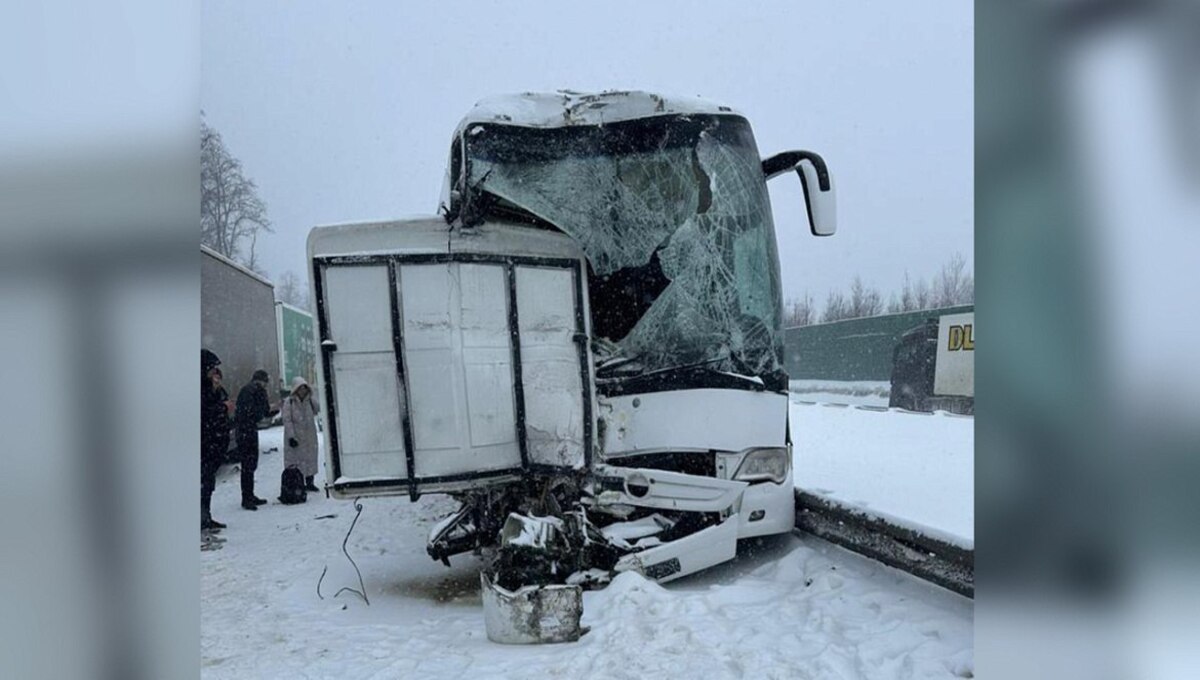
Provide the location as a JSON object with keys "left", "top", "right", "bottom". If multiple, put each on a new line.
{"left": 275, "top": 301, "right": 317, "bottom": 398}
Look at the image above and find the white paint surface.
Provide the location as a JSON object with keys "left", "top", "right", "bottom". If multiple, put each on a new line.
{"left": 516, "top": 266, "right": 586, "bottom": 469}
{"left": 401, "top": 263, "right": 521, "bottom": 478}
{"left": 323, "top": 265, "right": 408, "bottom": 480}
{"left": 601, "top": 389, "right": 787, "bottom": 456}
{"left": 614, "top": 517, "right": 739, "bottom": 583}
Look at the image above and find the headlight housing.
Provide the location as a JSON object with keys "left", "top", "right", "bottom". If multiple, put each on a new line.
{"left": 733, "top": 447, "right": 790, "bottom": 484}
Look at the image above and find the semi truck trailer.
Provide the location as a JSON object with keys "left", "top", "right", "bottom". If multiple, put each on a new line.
{"left": 275, "top": 300, "right": 316, "bottom": 399}
{"left": 889, "top": 310, "right": 975, "bottom": 415}
{"left": 201, "top": 245, "right": 281, "bottom": 401}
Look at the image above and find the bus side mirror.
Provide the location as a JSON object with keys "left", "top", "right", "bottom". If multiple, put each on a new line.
{"left": 762, "top": 150, "right": 837, "bottom": 237}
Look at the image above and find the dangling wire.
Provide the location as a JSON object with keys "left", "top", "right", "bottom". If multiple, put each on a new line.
{"left": 317, "top": 497, "right": 369, "bottom": 605}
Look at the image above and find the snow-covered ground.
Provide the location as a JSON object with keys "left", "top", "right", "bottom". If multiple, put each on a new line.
{"left": 791, "top": 403, "right": 974, "bottom": 548}
{"left": 202, "top": 426, "right": 973, "bottom": 678}
{"left": 788, "top": 380, "right": 891, "bottom": 407}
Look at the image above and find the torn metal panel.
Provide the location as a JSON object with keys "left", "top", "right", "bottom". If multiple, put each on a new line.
{"left": 426, "top": 504, "right": 479, "bottom": 564}
{"left": 565, "top": 568, "right": 611, "bottom": 587}
{"left": 499, "top": 513, "right": 566, "bottom": 550}
{"left": 598, "top": 514, "right": 675, "bottom": 550}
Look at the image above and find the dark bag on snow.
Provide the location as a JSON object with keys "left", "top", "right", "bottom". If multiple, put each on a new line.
{"left": 279, "top": 466, "right": 307, "bottom": 504}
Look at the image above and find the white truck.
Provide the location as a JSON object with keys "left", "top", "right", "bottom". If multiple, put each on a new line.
{"left": 307, "top": 91, "right": 836, "bottom": 587}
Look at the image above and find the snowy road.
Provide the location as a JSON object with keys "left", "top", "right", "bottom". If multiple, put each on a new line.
{"left": 202, "top": 427, "right": 973, "bottom": 679}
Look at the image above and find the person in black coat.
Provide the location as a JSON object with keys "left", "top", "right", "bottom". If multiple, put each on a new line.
{"left": 235, "top": 369, "right": 277, "bottom": 510}
{"left": 201, "top": 350, "right": 229, "bottom": 530}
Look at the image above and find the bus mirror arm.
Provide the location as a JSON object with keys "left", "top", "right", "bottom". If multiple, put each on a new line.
{"left": 761, "top": 150, "right": 837, "bottom": 237}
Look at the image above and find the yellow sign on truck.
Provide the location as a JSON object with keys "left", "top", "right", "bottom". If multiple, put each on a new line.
{"left": 934, "top": 312, "right": 974, "bottom": 398}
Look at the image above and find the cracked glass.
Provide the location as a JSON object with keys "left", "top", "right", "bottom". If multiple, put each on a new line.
{"left": 464, "top": 115, "right": 783, "bottom": 381}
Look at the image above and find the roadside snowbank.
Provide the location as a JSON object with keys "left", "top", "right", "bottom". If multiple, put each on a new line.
{"left": 788, "top": 379, "right": 891, "bottom": 407}
{"left": 791, "top": 403, "right": 974, "bottom": 547}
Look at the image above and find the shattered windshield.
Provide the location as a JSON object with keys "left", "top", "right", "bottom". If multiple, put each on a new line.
{"left": 463, "top": 114, "right": 783, "bottom": 384}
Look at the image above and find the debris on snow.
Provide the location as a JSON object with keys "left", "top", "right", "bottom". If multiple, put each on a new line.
{"left": 500, "top": 513, "right": 566, "bottom": 550}
{"left": 565, "top": 568, "right": 612, "bottom": 587}
{"left": 599, "top": 513, "right": 675, "bottom": 549}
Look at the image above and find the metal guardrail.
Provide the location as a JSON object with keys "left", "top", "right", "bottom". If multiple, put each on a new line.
{"left": 793, "top": 489, "right": 974, "bottom": 598}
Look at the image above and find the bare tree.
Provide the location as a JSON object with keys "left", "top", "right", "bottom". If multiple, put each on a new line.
{"left": 847, "top": 276, "right": 883, "bottom": 319}
{"left": 783, "top": 292, "right": 816, "bottom": 327}
{"left": 890, "top": 271, "right": 935, "bottom": 313}
{"left": 201, "top": 118, "right": 272, "bottom": 266}
{"left": 913, "top": 276, "right": 933, "bottom": 310}
{"left": 897, "top": 272, "right": 917, "bottom": 312}
{"left": 821, "top": 290, "right": 849, "bottom": 323}
{"left": 275, "top": 270, "right": 307, "bottom": 309}
{"left": 801, "top": 254, "right": 974, "bottom": 325}
{"left": 933, "top": 252, "right": 974, "bottom": 307}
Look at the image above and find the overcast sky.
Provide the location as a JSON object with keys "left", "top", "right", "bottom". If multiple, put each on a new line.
{"left": 201, "top": 1, "right": 973, "bottom": 305}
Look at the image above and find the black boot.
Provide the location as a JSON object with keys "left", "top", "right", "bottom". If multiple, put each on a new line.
{"left": 305, "top": 476, "right": 319, "bottom": 493}
{"left": 242, "top": 499, "right": 259, "bottom": 511}
{"left": 201, "top": 508, "right": 222, "bottom": 531}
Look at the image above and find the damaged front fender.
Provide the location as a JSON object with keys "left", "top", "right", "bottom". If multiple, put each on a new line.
{"left": 614, "top": 516, "right": 740, "bottom": 583}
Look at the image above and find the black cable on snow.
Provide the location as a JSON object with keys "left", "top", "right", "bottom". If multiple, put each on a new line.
{"left": 317, "top": 497, "right": 370, "bottom": 605}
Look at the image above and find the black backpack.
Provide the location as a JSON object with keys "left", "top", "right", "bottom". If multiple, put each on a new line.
{"left": 279, "top": 466, "right": 307, "bottom": 504}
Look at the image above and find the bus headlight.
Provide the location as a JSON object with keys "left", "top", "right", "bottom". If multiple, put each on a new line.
{"left": 733, "top": 447, "right": 790, "bottom": 484}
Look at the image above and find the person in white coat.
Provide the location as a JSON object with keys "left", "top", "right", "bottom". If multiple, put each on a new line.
{"left": 282, "top": 376, "right": 321, "bottom": 493}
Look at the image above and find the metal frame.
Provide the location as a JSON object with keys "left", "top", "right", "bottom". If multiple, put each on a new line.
{"left": 386, "top": 260, "right": 420, "bottom": 500}
{"left": 505, "top": 262, "right": 531, "bottom": 470}
{"left": 313, "top": 252, "right": 593, "bottom": 500}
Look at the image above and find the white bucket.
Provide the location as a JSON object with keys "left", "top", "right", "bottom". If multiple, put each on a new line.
{"left": 480, "top": 572, "right": 582, "bottom": 644}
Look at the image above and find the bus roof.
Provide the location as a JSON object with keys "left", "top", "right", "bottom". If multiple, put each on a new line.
{"left": 455, "top": 90, "right": 741, "bottom": 132}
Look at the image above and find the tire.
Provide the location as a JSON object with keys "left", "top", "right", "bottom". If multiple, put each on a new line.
{"left": 891, "top": 384, "right": 920, "bottom": 411}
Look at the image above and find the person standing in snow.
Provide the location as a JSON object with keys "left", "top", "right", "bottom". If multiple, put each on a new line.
{"left": 234, "top": 369, "right": 277, "bottom": 510}
{"left": 281, "top": 376, "right": 321, "bottom": 494}
{"left": 201, "top": 350, "right": 230, "bottom": 531}
{"left": 211, "top": 366, "right": 232, "bottom": 440}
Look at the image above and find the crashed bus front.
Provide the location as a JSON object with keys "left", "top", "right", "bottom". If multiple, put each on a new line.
{"left": 308, "top": 90, "right": 835, "bottom": 585}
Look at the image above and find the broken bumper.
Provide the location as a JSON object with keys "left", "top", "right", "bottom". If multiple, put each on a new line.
{"left": 596, "top": 464, "right": 795, "bottom": 583}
